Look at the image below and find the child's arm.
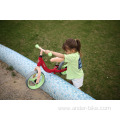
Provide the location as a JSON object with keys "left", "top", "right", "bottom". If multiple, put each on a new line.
{"left": 45, "top": 50, "right": 65, "bottom": 58}
{"left": 50, "top": 57, "right": 64, "bottom": 62}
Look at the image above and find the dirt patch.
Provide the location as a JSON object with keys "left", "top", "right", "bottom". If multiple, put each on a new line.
{"left": 0, "top": 60, "right": 53, "bottom": 100}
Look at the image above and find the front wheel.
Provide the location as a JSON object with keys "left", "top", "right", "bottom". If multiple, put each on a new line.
{"left": 26, "top": 71, "right": 45, "bottom": 89}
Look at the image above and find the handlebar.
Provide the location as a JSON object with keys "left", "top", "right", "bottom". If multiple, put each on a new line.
{"left": 35, "top": 44, "right": 52, "bottom": 57}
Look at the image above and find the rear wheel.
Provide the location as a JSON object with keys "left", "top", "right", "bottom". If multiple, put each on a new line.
{"left": 58, "top": 61, "right": 67, "bottom": 75}
{"left": 26, "top": 71, "right": 45, "bottom": 89}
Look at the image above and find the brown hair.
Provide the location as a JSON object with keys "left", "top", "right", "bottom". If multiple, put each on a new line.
{"left": 62, "top": 38, "right": 82, "bottom": 56}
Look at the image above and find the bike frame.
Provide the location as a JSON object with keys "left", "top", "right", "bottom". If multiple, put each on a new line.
{"left": 37, "top": 55, "right": 67, "bottom": 74}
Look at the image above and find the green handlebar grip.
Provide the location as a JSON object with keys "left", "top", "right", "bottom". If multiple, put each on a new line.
{"left": 35, "top": 44, "right": 40, "bottom": 49}
{"left": 35, "top": 44, "right": 52, "bottom": 56}
{"left": 48, "top": 52, "right": 52, "bottom": 57}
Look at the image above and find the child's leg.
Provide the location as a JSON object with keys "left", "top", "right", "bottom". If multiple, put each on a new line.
{"left": 78, "top": 88, "right": 81, "bottom": 90}
{"left": 68, "top": 80, "right": 73, "bottom": 85}
{"left": 68, "top": 80, "right": 81, "bottom": 90}
{"left": 34, "top": 66, "right": 41, "bottom": 84}
{"left": 50, "top": 57, "right": 64, "bottom": 63}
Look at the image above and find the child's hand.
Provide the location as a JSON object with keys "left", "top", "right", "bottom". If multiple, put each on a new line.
{"left": 45, "top": 50, "right": 51, "bottom": 54}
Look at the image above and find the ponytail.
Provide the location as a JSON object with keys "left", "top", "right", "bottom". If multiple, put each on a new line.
{"left": 76, "top": 39, "right": 82, "bottom": 57}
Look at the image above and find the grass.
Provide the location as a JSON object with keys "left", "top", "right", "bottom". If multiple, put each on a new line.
{"left": 6, "top": 66, "right": 14, "bottom": 71}
{"left": 0, "top": 20, "right": 120, "bottom": 100}
{"left": 11, "top": 72, "right": 16, "bottom": 77}
{"left": 6, "top": 65, "right": 16, "bottom": 76}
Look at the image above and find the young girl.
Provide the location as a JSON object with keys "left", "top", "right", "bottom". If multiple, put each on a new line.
{"left": 45, "top": 38, "right": 84, "bottom": 89}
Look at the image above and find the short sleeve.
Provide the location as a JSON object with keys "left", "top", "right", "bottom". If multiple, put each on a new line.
{"left": 64, "top": 54, "right": 73, "bottom": 63}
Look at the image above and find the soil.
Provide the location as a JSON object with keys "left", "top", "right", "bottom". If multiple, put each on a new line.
{"left": 0, "top": 60, "right": 53, "bottom": 100}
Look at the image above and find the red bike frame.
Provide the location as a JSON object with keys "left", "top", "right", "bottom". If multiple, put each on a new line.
{"left": 37, "top": 56, "right": 67, "bottom": 74}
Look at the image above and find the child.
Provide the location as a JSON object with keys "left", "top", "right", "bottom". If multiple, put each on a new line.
{"left": 45, "top": 38, "right": 84, "bottom": 89}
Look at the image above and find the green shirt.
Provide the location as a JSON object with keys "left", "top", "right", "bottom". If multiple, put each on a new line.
{"left": 64, "top": 52, "right": 84, "bottom": 80}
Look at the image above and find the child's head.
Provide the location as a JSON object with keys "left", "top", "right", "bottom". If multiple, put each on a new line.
{"left": 62, "top": 38, "right": 81, "bottom": 54}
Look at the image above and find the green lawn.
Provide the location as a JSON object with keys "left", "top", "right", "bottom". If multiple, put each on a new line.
{"left": 0, "top": 20, "right": 120, "bottom": 100}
